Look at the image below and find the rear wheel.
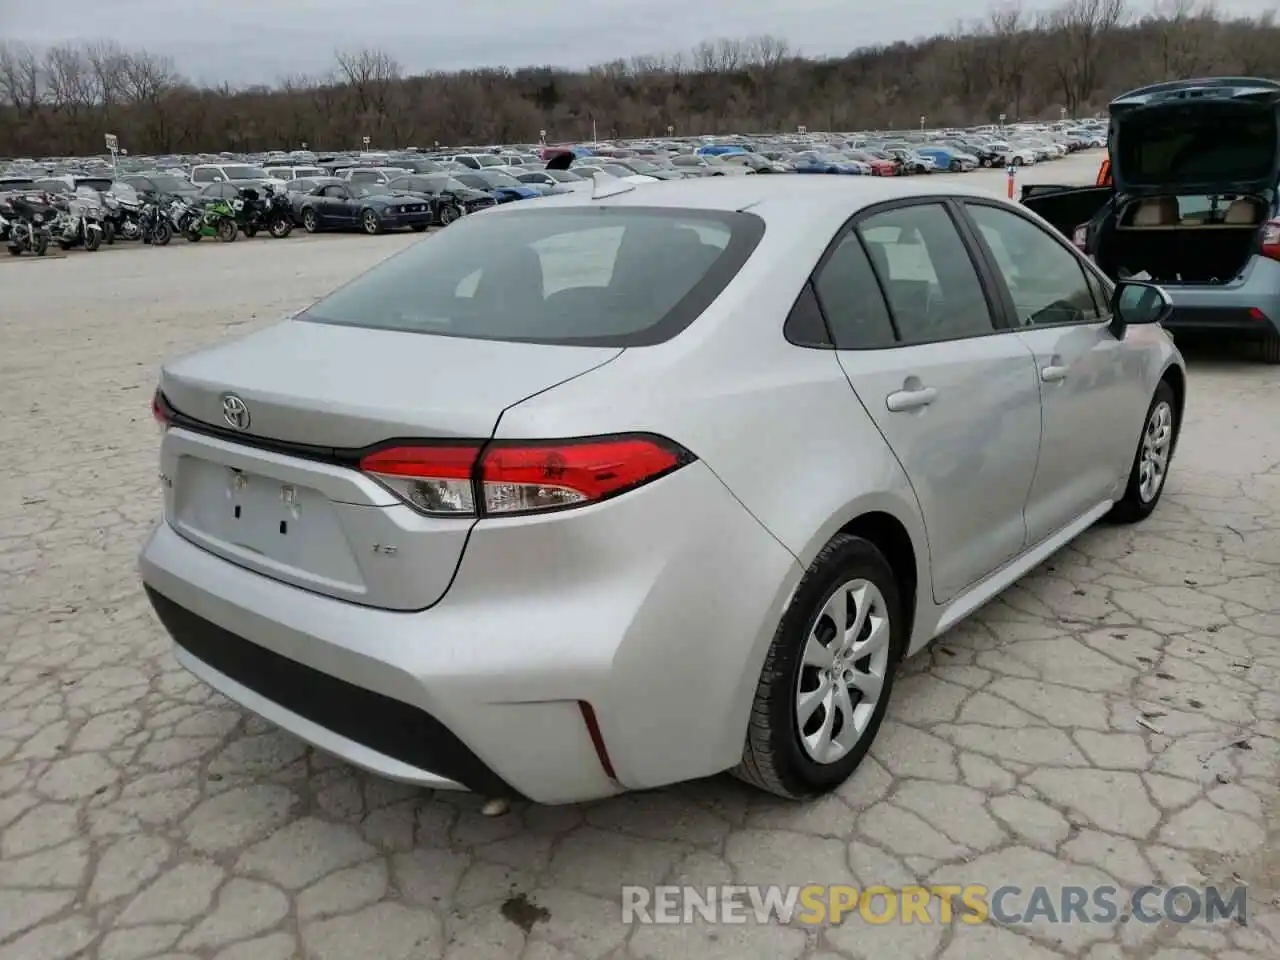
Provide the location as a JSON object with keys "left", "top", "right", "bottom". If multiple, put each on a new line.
{"left": 1011, "top": 156, "right": 1023, "bottom": 167}
{"left": 439, "top": 204, "right": 459, "bottom": 226}
{"left": 32, "top": 234, "right": 49, "bottom": 256}
{"left": 8, "top": 243, "right": 22, "bottom": 256}
{"left": 103, "top": 221, "right": 116, "bottom": 244}
{"left": 950, "top": 159, "right": 962, "bottom": 172}
{"left": 733, "top": 534, "right": 906, "bottom": 799}
{"left": 243, "top": 224, "right": 258, "bottom": 239}
{"left": 1107, "top": 380, "right": 1178, "bottom": 524}
{"left": 269, "top": 215, "right": 293, "bottom": 239}
{"left": 215, "top": 219, "right": 237, "bottom": 243}
{"left": 151, "top": 221, "right": 172, "bottom": 246}
{"left": 1261, "top": 334, "right": 1280, "bottom": 364}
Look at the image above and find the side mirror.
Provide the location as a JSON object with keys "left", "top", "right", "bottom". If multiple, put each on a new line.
{"left": 1109, "top": 280, "right": 1172, "bottom": 338}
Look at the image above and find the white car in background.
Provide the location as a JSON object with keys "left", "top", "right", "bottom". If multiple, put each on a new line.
{"left": 190, "top": 163, "right": 287, "bottom": 189}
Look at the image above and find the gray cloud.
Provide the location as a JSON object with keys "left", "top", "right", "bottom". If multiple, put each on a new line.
{"left": 3, "top": 0, "right": 1279, "bottom": 86}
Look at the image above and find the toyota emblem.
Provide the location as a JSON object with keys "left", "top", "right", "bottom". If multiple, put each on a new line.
{"left": 221, "top": 394, "right": 250, "bottom": 431}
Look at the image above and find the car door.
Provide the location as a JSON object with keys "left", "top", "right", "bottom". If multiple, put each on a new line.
{"left": 958, "top": 199, "right": 1147, "bottom": 545}
{"left": 821, "top": 199, "right": 1044, "bottom": 603}
{"left": 320, "top": 185, "right": 354, "bottom": 226}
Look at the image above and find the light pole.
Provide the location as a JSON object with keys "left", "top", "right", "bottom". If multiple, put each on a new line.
{"left": 919, "top": 115, "right": 926, "bottom": 132}
{"left": 1060, "top": 107, "right": 1067, "bottom": 122}
{"left": 999, "top": 113, "right": 1006, "bottom": 129}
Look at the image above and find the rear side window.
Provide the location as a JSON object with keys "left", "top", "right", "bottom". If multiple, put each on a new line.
{"left": 300, "top": 207, "right": 765, "bottom": 346}
{"left": 856, "top": 203, "right": 995, "bottom": 344}
{"left": 813, "top": 232, "right": 897, "bottom": 349}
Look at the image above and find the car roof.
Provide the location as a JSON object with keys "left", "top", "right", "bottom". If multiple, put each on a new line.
{"left": 505, "top": 173, "right": 1008, "bottom": 215}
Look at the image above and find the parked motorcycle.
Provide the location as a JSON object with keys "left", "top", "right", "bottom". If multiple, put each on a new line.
{"left": 138, "top": 200, "right": 173, "bottom": 246}
{"left": 3, "top": 195, "right": 53, "bottom": 256}
{"left": 102, "top": 191, "right": 147, "bottom": 244}
{"left": 149, "top": 195, "right": 204, "bottom": 245}
{"left": 235, "top": 188, "right": 294, "bottom": 239}
{"left": 194, "top": 197, "right": 238, "bottom": 242}
{"left": 48, "top": 191, "right": 105, "bottom": 252}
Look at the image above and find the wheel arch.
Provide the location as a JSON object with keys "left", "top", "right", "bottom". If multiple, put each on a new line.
{"left": 836, "top": 511, "right": 920, "bottom": 644}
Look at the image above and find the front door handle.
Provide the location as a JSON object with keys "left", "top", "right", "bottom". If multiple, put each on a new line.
{"left": 886, "top": 386, "right": 938, "bottom": 412}
{"left": 1041, "top": 365, "right": 1068, "bottom": 382}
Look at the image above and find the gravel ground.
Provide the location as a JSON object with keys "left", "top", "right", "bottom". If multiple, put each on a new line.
{"left": 1, "top": 152, "right": 1278, "bottom": 960}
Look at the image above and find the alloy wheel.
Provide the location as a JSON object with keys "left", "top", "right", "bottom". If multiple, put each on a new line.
{"left": 795, "top": 579, "right": 891, "bottom": 765}
{"left": 1138, "top": 401, "right": 1173, "bottom": 502}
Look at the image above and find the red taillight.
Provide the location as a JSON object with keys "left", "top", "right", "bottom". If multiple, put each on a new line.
{"left": 1261, "top": 220, "right": 1280, "bottom": 261}
{"left": 360, "top": 444, "right": 480, "bottom": 515}
{"left": 152, "top": 389, "right": 169, "bottom": 429}
{"left": 359, "top": 435, "right": 692, "bottom": 517}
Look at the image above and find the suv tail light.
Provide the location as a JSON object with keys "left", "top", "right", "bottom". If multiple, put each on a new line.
{"left": 360, "top": 435, "right": 695, "bottom": 518}
{"left": 1261, "top": 219, "right": 1280, "bottom": 261}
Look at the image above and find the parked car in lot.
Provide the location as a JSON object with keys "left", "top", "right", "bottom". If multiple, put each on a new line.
{"left": 288, "top": 177, "right": 432, "bottom": 234}
{"left": 1023, "top": 76, "right": 1280, "bottom": 362}
{"left": 141, "top": 175, "right": 1185, "bottom": 805}
{"left": 384, "top": 173, "right": 497, "bottom": 222}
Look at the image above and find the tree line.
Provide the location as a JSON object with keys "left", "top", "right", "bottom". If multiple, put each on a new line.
{"left": 1, "top": 0, "right": 1277, "bottom": 157}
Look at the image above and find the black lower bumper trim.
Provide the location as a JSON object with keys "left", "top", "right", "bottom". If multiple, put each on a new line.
{"left": 144, "top": 585, "right": 521, "bottom": 798}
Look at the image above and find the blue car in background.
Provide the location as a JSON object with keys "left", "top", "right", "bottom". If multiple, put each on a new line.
{"left": 454, "top": 170, "right": 542, "bottom": 203}
{"left": 696, "top": 144, "right": 749, "bottom": 157}
{"left": 788, "top": 151, "right": 868, "bottom": 175}
{"left": 914, "top": 145, "right": 978, "bottom": 173}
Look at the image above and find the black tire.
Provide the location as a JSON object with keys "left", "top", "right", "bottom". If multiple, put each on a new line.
{"left": 85, "top": 229, "right": 102, "bottom": 252}
{"left": 950, "top": 160, "right": 962, "bottom": 172}
{"left": 152, "top": 221, "right": 172, "bottom": 246}
{"left": 439, "top": 204, "right": 459, "bottom": 226}
{"left": 243, "top": 224, "right": 258, "bottom": 239}
{"left": 1261, "top": 335, "right": 1280, "bottom": 364}
{"left": 1106, "top": 379, "right": 1179, "bottom": 524}
{"left": 302, "top": 208, "right": 319, "bottom": 233}
{"left": 58, "top": 239, "right": 72, "bottom": 251}
{"left": 104, "top": 221, "right": 116, "bottom": 245}
{"left": 733, "top": 534, "right": 907, "bottom": 799}
{"left": 269, "top": 216, "right": 293, "bottom": 239}
{"left": 185, "top": 228, "right": 202, "bottom": 242}
{"left": 32, "top": 235, "right": 49, "bottom": 256}
{"left": 362, "top": 209, "right": 382, "bottom": 235}
{"left": 1011, "top": 156, "right": 1023, "bottom": 167}
{"left": 410, "top": 223, "right": 428, "bottom": 232}
{"left": 7, "top": 244, "right": 22, "bottom": 256}
{"left": 215, "top": 219, "right": 237, "bottom": 243}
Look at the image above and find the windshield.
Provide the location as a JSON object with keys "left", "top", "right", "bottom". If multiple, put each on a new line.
{"left": 473, "top": 155, "right": 503, "bottom": 167}
{"left": 299, "top": 207, "right": 763, "bottom": 347}
{"left": 455, "top": 174, "right": 491, "bottom": 190}
{"left": 351, "top": 183, "right": 383, "bottom": 197}
{"left": 478, "top": 171, "right": 521, "bottom": 187}
{"left": 224, "top": 165, "right": 267, "bottom": 180}
{"left": 146, "top": 175, "right": 193, "bottom": 193}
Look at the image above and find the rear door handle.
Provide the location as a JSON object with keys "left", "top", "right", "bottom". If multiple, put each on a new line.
{"left": 886, "top": 386, "right": 938, "bottom": 412}
{"left": 1041, "top": 365, "right": 1068, "bottom": 382}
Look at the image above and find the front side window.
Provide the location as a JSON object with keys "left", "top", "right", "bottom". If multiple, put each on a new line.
{"left": 857, "top": 203, "right": 994, "bottom": 344}
{"left": 299, "top": 207, "right": 764, "bottom": 346}
{"left": 966, "top": 203, "right": 1100, "bottom": 326}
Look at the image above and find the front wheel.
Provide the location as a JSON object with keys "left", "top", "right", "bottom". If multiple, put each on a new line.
{"left": 243, "top": 224, "right": 258, "bottom": 239}
{"left": 269, "top": 215, "right": 293, "bottom": 239}
{"left": 215, "top": 218, "right": 237, "bottom": 243}
{"left": 185, "top": 226, "right": 202, "bottom": 242}
{"left": 1106, "top": 380, "right": 1178, "bottom": 524}
{"left": 103, "top": 221, "right": 116, "bottom": 245}
{"left": 8, "top": 243, "right": 23, "bottom": 256}
{"left": 151, "top": 221, "right": 172, "bottom": 246}
{"left": 733, "top": 534, "right": 905, "bottom": 799}
{"left": 1011, "top": 156, "right": 1023, "bottom": 167}
{"left": 439, "top": 204, "right": 459, "bottom": 226}
{"left": 85, "top": 229, "right": 102, "bottom": 252}
{"left": 302, "top": 208, "right": 319, "bottom": 233}
{"left": 362, "top": 209, "right": 382, "bottom": 235}
{"left": 32, "top": 234, "right": 49, "bottom": 256}
{"left": 949, "top": 159, "right": 962, "bottom": 172}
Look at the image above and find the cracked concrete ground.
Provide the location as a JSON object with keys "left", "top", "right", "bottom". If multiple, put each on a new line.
{"left": 2, "top": 155, "right": 1278, "bottom": 959}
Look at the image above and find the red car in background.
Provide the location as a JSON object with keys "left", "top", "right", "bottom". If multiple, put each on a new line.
{"left": 846, "top": 150, "right": 899, "bottom": 176}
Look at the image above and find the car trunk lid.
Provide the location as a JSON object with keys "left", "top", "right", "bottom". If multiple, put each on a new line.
{"left": 1109, "top": 78, "right": 1280, "bottom": 196}
{"left": 158, "top": 319, "right": 621, "bottom": 609}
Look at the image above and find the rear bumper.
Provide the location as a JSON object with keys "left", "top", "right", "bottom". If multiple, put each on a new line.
{"left": 1162, "top": 256, "right": 1280, "bottom": 338}
{"left": 139, "top": 461, "right": 799, "bottom": 804}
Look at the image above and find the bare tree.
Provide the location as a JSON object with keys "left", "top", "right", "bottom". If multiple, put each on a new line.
{"left": 0, "top": 42, "right": 42, "bottom": 116}
{"left": 1045, "top": 0, "right": 1129, "bottom": 114}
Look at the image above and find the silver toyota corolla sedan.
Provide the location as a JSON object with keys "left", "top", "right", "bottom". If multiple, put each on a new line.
{"left": 140, "top": 174, "right": 1186, "bottom": 805}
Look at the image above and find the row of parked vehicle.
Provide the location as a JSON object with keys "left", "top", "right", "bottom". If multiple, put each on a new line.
{"left": 0, "top": 120, "right": 1103, "bottom": 255}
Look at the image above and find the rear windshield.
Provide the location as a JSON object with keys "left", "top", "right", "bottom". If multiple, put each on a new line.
{"left": 299, "top": 207, "right": 765, "bottom": 346}
{"left": 1117, "top": 106, "right": 1278, "bottom": 184}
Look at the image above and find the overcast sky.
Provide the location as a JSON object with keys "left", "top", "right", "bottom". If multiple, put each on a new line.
{"left": 2, "top": 0, "right": 1278, "bottom": 87}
